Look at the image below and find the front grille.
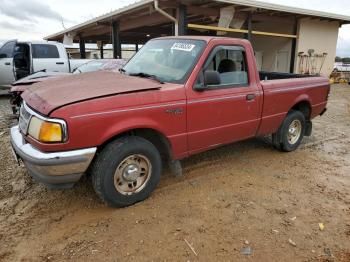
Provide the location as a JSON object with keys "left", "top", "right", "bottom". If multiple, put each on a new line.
{"left": 19, "top": 104, "right": 32, "bottom": 134}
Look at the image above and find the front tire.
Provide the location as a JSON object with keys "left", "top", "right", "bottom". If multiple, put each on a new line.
{"left": 91, "top": 136, "right": 162, "bottom": 207}
{"left": 272, "top": 110, "right": 306, "bottom": 152}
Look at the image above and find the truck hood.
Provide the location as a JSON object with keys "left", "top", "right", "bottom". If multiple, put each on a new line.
{"left": 11, "top": 72, "right": 69, "bottom": 92}
{"left": 22, "top": 71, "right": 162, "bottom": 115}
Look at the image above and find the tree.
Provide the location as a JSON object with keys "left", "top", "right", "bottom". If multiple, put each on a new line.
{"left": 341, "top": 57, "right": 350, "bottom": 63}
{"left": 335, "top": 56, "right": 342, "bottom": 62}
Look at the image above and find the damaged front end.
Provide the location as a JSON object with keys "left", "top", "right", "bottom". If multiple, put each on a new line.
{"left": 9, "top": 90, "right": 22, "bottom": 116}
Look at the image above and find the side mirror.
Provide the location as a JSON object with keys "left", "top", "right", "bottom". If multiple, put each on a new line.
{"left": 0, "top": 53, "right": 7, "bottom": 59}
{"left": 204, "top": 70, "right": 220, "bottom": 86}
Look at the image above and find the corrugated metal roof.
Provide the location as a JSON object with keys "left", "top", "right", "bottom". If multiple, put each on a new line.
{"left": 45, "top": 0, "right": 350, "bottom": 40}
{"left": 219, "top": 0, "right": 350, "bottom": 21}
{"left": 44, "top": 0, "right": 154, "bottom": 40}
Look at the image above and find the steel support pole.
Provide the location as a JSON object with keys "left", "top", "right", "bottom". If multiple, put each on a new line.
{"left": 245, "top": 12, "right": 253, "bottom": 42}
{"left": 112, "top": 21, "right": 122, "bottom": 58}
{"left": 178, "top": 4, "right": 187, "bottom": 36}
{"left": 290, "top": 18, "right": 298, "bottom": 73}
{"left": 100, "top": 43, "right": 104, "bottom": 59}
{"left": 79, "top": 37, "right": 86, "bottom": 59}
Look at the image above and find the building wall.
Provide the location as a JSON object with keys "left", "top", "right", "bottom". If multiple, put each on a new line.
{"left": 251, "top": 35, "right": 292, "bottom": 72}
{"left": 250, "top": 20, "right": 294, "bottom": 73}
{"left": 222, "top": 20, "right": 294, "bottom": 73}
{"left": 295, "top": 18, "right": 339, "bottom": 76}
{"left": 214, "top": 17, "right": 340, "bottom": 76}
{"left": 122, "top": 50, "right": 136, "bottom": 59}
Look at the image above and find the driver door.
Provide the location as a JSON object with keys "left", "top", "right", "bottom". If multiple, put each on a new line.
{"left": 0, "top": 40, "right": 16, "bottom": 88}
{"left": 186, "top": 45, "right": 262, "bottom": 154}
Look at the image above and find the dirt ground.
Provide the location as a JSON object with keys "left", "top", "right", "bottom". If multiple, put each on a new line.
{"left": 0, "top": 84, "right": 349, "bottom": 262}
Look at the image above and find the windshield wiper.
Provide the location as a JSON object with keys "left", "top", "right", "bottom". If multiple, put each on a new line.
{"left": 119, "top": 68, "right": 126, "bottom": 74}
{"left": 129, "top": 72, "right": 164, "bottom": 84}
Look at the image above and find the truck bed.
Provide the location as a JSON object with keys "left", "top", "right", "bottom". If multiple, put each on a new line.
{"left": 259, "top": 71, "right": 316, "bottom": 81}
{"left": 257, "top": 74, "right": 329, "bottom": 136}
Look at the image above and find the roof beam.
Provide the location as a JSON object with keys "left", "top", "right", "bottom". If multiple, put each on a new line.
{"left": 80, "top": 13, "right": 170, "bottom": 38}
{"left": 187, "top": 5, "right": 219, "bottom": 17}
{"left": 120, "top": 12, "right": 169, "bottom": 31}
{"left": 188, "top": 23, "right": 297, "bottom": 38}
{"left": 84, "top": 35, "right": 150, "bottom": 45}
{"left": 80, "top": 26, "right": 110, "bottom": 38}
{"left": 251, "top": 13, "right": 295, "bottom": 23}
{"left": 216, "top": 0, "right": 350, "bottom": 22}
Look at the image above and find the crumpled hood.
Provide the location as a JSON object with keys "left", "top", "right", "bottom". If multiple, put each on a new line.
{"left": 11, "top": 72, "right": 69, "bottom": 92}
{"left": 22, "top": 71, "right": 162, "bottom": 115}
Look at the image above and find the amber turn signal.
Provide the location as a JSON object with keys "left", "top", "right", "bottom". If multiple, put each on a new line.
{"left": 39, "top": 122, "right": 63, "bottom": 142}
{"left": 27, "top": 116, "right": 65, "bottom": 143}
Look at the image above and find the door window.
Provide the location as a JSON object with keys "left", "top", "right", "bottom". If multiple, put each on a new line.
{"left": 32, "top": 44, "right": 59, "bottom": 59}
{"left": 0, "top": 41, "right": 16, "bottom": 58}
{"left": 200, "top": 46, "right": 249, "bottom": 88}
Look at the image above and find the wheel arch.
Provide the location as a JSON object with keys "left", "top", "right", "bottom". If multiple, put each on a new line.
{"left": 98, "top": 127, "right": 173, "bottom": 162}
{"left": 289, "top": 99, "right": 312, "bottom": 121}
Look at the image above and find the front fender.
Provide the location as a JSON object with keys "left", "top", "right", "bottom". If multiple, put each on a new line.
{"left": 100, "top": 116, "right": 167, "bottom": 144}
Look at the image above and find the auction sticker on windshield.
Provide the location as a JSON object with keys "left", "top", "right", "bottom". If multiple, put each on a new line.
{"left": 171, "top": 43, "right": 196, "bottom": 52}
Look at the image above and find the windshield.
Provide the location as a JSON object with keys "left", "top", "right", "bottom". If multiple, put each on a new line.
{"left": 123, "top": 39, "right": 206, "bottom": 84}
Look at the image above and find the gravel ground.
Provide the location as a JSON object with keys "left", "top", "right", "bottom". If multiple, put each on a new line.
{"left": 0, "top": 85, "right": 349, "bottom": 261}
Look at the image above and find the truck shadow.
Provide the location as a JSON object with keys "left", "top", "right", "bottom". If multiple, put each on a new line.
{"left": 157, "top": 136, "right": 277, "bottom": 188}
{"left": 73, "top": 136, "right": 276, "bottom": 205}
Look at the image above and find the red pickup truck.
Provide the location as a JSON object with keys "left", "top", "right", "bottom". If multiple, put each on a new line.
{"left": 11, "top": 36, "right": 329, "bottom": 207}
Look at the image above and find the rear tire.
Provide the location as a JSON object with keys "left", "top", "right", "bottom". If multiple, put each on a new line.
{"left": 91, "top": 136, "right": 162, "bottom": 207}
{"left": 272, "top": 110, "right": 306, "bottom": 152}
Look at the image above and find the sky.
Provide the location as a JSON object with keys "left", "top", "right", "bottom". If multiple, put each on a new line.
{"left": 0, "top": 0, "right": 349, "bottom": 56}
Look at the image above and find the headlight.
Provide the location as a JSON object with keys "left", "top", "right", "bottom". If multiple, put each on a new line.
{"left": 28, "top": 116, "right": 66, "bottom": 143}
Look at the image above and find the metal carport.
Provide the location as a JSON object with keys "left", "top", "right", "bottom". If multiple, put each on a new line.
{"left": 45, "top": 0, "right": 350, "bottom": 75}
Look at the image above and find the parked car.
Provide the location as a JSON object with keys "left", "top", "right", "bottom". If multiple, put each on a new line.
{"left": 0, "top": 40, "right": 89, "bottom": 89}
{"left": 10, "top": 36, "right": 329, "bottom": 207}
{"left": 9, "top": 59, "right": 127, "bottom": 114}
{"left": 72, "top": 59, "right": 127, "bottom": 74}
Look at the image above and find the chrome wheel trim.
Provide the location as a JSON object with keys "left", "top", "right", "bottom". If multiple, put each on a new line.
{"left": 287, "top": 119, "right": 302, "bottom": 145}
{"left": 114, "top": 154, "right": 152, "bottom": 195}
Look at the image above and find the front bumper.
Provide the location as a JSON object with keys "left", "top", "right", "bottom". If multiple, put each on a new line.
{"left": 10, "top": 125, "right": 97, "bottom": 189}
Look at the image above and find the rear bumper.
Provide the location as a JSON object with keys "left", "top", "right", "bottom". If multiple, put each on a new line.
{"left": 10, "top": 125, "right": 96, "bottom": 188}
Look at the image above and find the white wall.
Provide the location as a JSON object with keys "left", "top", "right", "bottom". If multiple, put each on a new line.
{"left": 222, "top": 21, "right": 294, "bottom": 73}
{"left": 251, "top": 35, "right": 293, "bottom": 72}
{"left": 295, "top": 18, "right": 340, "bottom": 76}
{"left": 216, "top": 17, "right": 340, "bottom": 76}
{"left": 250, "top": 20, "right": 294, "bottom": 73}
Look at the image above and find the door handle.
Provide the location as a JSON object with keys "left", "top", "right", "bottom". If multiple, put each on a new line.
{"left": 246, "top": 94, "right": 256, "bottom": 101}
{"left": 5, "top": 62, "right": 11, "bottom": 65}
{"left": 56, "top": 62, "right": 64, "bottom": 65}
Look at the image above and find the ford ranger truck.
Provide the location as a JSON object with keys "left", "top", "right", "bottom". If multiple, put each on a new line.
{"left": 10, "top": 36, "right": 329, "bottom": 207}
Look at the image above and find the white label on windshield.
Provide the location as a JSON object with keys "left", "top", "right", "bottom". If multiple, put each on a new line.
{"left": 171, "top": 43, "right": 195, "bottom": 52}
